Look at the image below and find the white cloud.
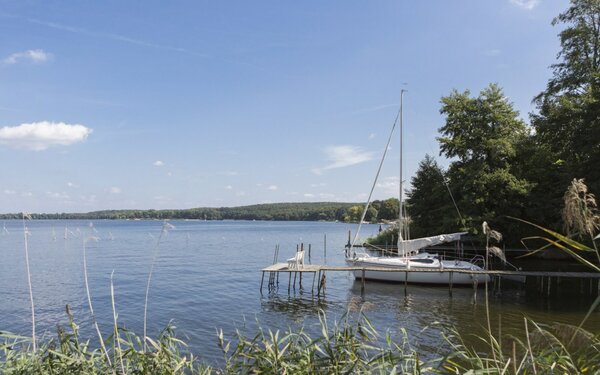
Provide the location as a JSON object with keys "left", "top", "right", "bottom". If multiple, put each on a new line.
{"left": 225, "top": 185, "right": 233, "bottom": 190}
{"left": 108, "top": 187, "right": 121, "bottom": 194}
{"left": 509, "top": 0, "right": 539, "bottom": 10}
{"left": 0, "top": 121, "right": 92, "bottom": 151}
{"left": 3, "top": 49, "right": 52, "bottom": 65}
{"left": 3, "top": 189, "right": 16, "bottom": 195}
{"left": 153, "top": 160, "right": 164, "bottom": 167}
{"left": 304, "top": 193, "right": 315, "bottom": 198}
{"left": 21, "top": 192, "right": 33, "bottom": 197}
{"left": 368, "top": 133, "right": 376, "bottom": 139}
{"left": 376, "top": 176, "right": 400, "bottom": 195}
{"left": 267, "top": 185, "right": 278, "bottom": 191}
{"left": 312, "top": 145, "right": 373, "bottom": 174}
{"left": 236, "top": 191, "right": 246, "bottom": 197}
{"left": 67, "top": 182, "right": 79, "bottom": 188}
{"left": 47, "top": 191, "right": 70, "bottom": 199}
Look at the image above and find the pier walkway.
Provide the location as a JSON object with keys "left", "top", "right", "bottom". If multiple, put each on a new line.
{"left": 260, "top": 263, "right": 600, "bottom": 298}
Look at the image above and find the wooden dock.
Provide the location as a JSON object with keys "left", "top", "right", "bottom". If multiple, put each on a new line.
{"left": 260, "top": 263, "right": 600, "bottom": 298}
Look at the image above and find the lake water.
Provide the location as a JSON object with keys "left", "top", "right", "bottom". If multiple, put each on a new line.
{"left": 1, "top": 220, "right": 598, "bottom": 365}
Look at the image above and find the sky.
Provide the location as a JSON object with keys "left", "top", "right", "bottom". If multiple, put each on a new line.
{"left": 0, "top": 0, "right": 570, "bottom": 213}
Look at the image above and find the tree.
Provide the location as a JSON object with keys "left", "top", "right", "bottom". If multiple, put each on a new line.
{"left": 536, "top": 0, "right": 600, "bottom": 100}
{"left": 406, "top": 155, "right": 457, "bottom": 237}
{"left": 532, "top": 0, "right": 600, "bottom": 201}
{"left": 437, "top": 84, "right": 533, "bottom": 238}
{"left": 376, "top": 198, "right": 399, "bottom": 221}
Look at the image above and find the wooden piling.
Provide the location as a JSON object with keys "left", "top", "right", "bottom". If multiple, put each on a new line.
{"left": 308, "top": 244, "right": 311, "bottom": 260}
{"left": 260, "top": 271, "right": 265, "bottom": 293}
{"left": 316, "top": 270, "right": 322, "bottom": 296}
{"left": 324, "top": 234, "right": 327, "bottom": 259}
{"left": 449, "top": 272, "right": 453, "bottom": 297}
{"left": 293, "top": 272, "right": 297, "bottom": 290}
{"left": 288, "top": 272, "right": 292, "bottom": 293}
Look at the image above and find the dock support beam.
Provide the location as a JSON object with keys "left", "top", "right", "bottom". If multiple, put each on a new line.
{"left": 260, "top": 271, "right": 265, "bottom": 294}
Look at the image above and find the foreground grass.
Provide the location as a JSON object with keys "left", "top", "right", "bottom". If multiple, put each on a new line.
{"left": 2, "top": 308, "right": 599, "bottom": 374}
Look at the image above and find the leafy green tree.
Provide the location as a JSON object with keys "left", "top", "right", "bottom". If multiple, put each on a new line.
{"left": 343, "top": 205, "right": 363, "bottom": 222}
{"left": 406, "top": 155, "right": 457, "bottom": 237}
{"left": 532, "top": 0, "right": 600, "bottom": 207}
{"left": 376, "top": 198, "right": 399, "bottom": 221}
{"left": 438, "top": 84, "right": 533, "bottom": 237}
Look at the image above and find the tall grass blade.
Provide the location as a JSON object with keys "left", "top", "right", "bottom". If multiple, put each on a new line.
{"left": 21, "top": 212, "right": 36, "bottom": 352}
{"left": 143, "top": 221, "right": 174, "bottom": 351}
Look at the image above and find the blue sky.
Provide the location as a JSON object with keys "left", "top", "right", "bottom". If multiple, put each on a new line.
{"left": 0, "top": 0, "right": 568, "bottom": 213}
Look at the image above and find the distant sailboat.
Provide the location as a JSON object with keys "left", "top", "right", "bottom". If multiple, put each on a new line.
{"left": 108, "top": 231, "right": 114, "bottom": 241}
{"left": 64, "top": 226, "right": 68, "bottom": 240}
{"left": 2, "top": 222, "right": 8, "bottom": 235}
{"left": 52, "top": 227, "right": 57, "bottom": 241}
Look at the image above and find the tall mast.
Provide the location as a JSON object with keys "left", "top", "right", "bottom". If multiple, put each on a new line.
{"left": 398, "top": 89, "right": 406, "bottom": 256}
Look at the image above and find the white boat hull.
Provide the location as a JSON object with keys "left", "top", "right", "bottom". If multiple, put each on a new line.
{"left": 347, "top": 253, "right": 490, "bottom": 285}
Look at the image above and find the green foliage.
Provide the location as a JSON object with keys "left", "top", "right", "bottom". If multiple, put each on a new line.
{"left": 441, "top": 320, "right": 600, "bottom": 374}
{"left": 0, "top": 310, "right": 212, "bottom": 374}
{"left": 406, "top": 155, "right": 457, "bottom": 238}
{"left": 220, "top": 312, "right": 428, "bottom": 374}
{"left": 529, "top": 0, "right": 600, "bottom": 231}
{"left": 435, "top": 84, "right": 533, "bottom": 240}
{"left": 0, "top": 203, "right": 358, "bottom": 222}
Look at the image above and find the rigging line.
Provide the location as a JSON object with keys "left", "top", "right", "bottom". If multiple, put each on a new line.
{"left": 425, "top": 143, "right": 465, "bottom": 228}
{"left": 426, "top": 144, "right": 519, "bottom": 270}
{"left": 349, "top": 105, "right": 401, "bottom": 256}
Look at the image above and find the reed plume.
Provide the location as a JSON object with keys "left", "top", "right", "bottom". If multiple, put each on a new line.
{"left": 562, "top": 178, "right": 600, "bottom": 238}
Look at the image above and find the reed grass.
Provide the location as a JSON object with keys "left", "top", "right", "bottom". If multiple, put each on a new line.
{"left": 21, "top": 212, "right": 36, "bottom": 352}
{"left": 143, "top": 221, "right": 174, "bottom": 351}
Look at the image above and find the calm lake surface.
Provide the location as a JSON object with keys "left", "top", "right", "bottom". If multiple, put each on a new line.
{"left": 1, "top": 220, "right": 598, "bottom": 364}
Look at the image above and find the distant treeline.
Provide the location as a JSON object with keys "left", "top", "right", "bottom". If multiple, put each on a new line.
{"left": 0, "top": 200, "right": 400, "bottom": 222}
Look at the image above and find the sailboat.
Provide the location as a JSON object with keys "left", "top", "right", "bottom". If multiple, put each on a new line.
{"left": 345, "top": 90, "right": 489, "bottom": 285}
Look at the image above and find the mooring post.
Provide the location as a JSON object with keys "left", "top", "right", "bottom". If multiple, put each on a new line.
{"left": 299, "top": 272, "right": 303, "bottom": 289}
{"left": 311, "top": 271, "right": 317, "bottom": 294}
{"left": 316, "top": 270, "right": 322, "bottom": 296}
{"left": 308, "top": 244, "right": 311, "bottom": 261}
{"left": 288, "top": 272, "right": 292, "bottom": 293}
{"left": 260, "top": 271, "right": 265, "bottom": 293}
{"left": 361, "top": 268, "right": 366, "bottom": 295}
{"left": 404, "top": 271, "right": 408, "bottom": 293}
{"left": 293, "top": 272, "right": 297, "bottom": 290}
{"left": 472, "top": 279, "right": 478, "bottom": 304}
{"left": 449, "top": 272, "right": 453, "bottom": 297}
